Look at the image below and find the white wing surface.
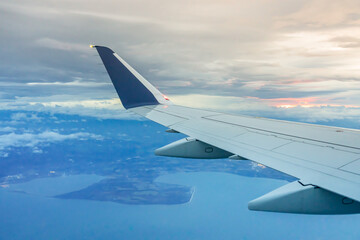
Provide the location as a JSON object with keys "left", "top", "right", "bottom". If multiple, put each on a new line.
{"left": 92, "top": 45, "right": 360, "bottom": 214}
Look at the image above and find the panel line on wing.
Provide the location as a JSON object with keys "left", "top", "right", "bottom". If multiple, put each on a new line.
{"left": 170, "top": 121, "right": 360, "bottom": 184}
{"left": 202, "top": 116, "right": 360, "bottom": 151}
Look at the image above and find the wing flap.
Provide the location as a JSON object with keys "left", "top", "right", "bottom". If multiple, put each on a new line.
{"left": 341, "top": 160, "right": 360, "bottom": 175}
{"left": 234, "top": 131, "right": 291, "bottom": 151}
{"left": 273, "top": 142, "right": 360, "bottom": 168}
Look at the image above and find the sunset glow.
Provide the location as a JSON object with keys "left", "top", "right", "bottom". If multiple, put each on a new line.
{"left": 266, "top": 97, "right": 321, "bottom": 108}
{"left": 241, "top": 96, "right": 360, "bottom": 109}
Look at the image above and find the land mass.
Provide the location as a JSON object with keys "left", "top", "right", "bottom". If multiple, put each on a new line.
{"left": 0, "top": 111, "right": 295, "bottom": 205}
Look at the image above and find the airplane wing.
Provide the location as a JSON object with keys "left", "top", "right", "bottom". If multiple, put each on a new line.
{"left": 91, "top": 45, "right": 360, "bottom": 214}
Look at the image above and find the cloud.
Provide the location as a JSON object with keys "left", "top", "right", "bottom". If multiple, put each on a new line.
{"left": 274, "top": 0, "right": 360, "bottom": 29}
{"left": 0, "top": 127, "right": 16, "bottom": 133}
{"left": 0, "top": 131, "right": 103, "bottom": 151}
{"left": 26, "top": 79, "right": 111, "bottom": 87}
{"left": 69, "top": 9, "right": 211, "bottom": 33}
{"left": 331, "top": 36, "right": 360, "bottom": 48}
{"left": 11, "top": 112, "right": 42, "bottom": 122}
{"left": 170, "top": 93, "right": 360, "bottom": 124}
{"left": 1, "top": 91, "right": 359, "bottom": 126}
{"left": 0, "top": 96, "right": 140, "bottom": 120}
{"left": 34, "top": 38, "right": 90, "bottom": 53}
{"left": 1, "top": 0, "right": 360, "bottom": 126}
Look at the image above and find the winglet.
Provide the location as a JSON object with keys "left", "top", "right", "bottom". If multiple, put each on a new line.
{"left": 92, "top": 45, "right": 171, "bottom": 109}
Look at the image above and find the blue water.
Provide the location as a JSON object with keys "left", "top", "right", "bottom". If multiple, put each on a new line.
{"left": 1, "top": 173, "right": 359, "bottom": 240}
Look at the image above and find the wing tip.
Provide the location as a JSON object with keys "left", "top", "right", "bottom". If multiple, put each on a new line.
{"left": 90, "top": 45, "right": 115, "bottom": 53}
{"left": 92, "top": 44, "right": 163, "bottom": 109}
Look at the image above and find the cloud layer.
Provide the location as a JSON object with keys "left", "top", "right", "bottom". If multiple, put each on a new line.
{"left": 0, "top": 131, "right": 103, "bottom": 152}
{"left": 1, "top": 0, "right": 360, "bottom": 124}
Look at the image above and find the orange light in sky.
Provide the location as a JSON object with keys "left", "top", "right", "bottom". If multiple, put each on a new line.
{"left": 262, "top": 97, "right": 319, "bottom": 108}
{"left": 245, "top": 96, "right": 360, "bottom": 108}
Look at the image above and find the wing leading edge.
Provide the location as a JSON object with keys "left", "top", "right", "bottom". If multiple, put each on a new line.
{"left": 92, "top": 45, "right": 360, "bottom": 214}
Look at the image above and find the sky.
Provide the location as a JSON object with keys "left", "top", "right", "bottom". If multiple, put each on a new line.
{"left": 1, "top": 0, "right": 360, "bottom": 125}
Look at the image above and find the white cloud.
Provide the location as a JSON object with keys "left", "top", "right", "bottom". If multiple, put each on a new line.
{"left": 32, "top": 147, "right": 43, "bottom": 154}
{"left": 0, "top": 131, "right": 103, "bottom": 151}
{"left": 69, "top": 10, "right": 211, "bottom": 33}
{"left": 171, "top": 94, "right": 360, "bottom": 124}
{"left": 27, "top": 80, "right": 111, "bottom": 87}
{"left": 34, "top": 38, "right": 89, "bottom": 53}
{"left": 0, "top": 152, "right": 9, "bottom": 157}
{"left": 1, "top": 93, "right": 359, "bottom": 126}
{"left": 274, "top": 0, "right": 360, "bottom": 29}
{"left": 0, "top": 96, "right": 140, "bottom": 120}
{"left": 28, "top": 98, "right": 143, "bottom": 120}
{"left": 11, "top": 112, "right": 42, "bottom": 122}
{"left": 0, "top": 127, "right": 16, "bottom": 133}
